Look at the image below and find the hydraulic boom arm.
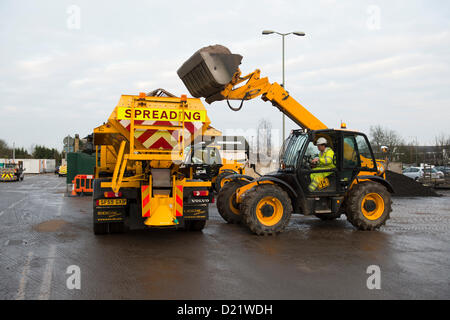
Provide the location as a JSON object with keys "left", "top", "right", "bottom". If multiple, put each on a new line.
{"left": 177, "top": 45, "right": 327, "bottom": 131}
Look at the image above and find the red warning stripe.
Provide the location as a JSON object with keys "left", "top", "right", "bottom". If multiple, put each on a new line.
{"left": 149, "top": 137, "right": 174, "bottom": 149}
{"left": 125, "top": 120, "right": 144, "bottom": 131}
{"left": 175, "top": 185, "right": 183, "bottom": 217}
{"left": 141, "top": 185, "right": 151, "bottom": 217}
{"left": 176, "top": 196, "right": 183, "bottom": 207}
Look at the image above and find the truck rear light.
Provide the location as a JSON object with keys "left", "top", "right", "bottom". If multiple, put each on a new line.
{"left": 193, "top": 190, "right": 209, "bottom": 197}
{"left": 104, "top": 192, "right": 122, "bottom": 198}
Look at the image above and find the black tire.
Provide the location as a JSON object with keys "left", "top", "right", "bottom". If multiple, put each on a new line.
{"left": 93, "top": 178, "right": 111, "bottom": 235}
{"left": 345, "top": 181, "right": 392, "bottom": 231}
{"left": 185, "top": 220, "right": 206, "bottom": 231}
{"left": 93, "top": 222, "right": 108, "bottom": 235}
{"left": 109, "top": 222, "right": 125, "bottom": 233}
{"left": 314, "top": 212, "right": 342, "bottom": 221}
{"left": 241, "top": 184, "right": 293, "bottom": 235}
{"left": 215, "top": 171, "right": 235, "bottom": 192}
{"left": 217, "top": 179, "right": 248, "bottom": 224}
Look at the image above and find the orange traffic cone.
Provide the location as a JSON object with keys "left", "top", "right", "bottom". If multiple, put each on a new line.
{"left": 71, "top": 183, "right": 77, "bottom": 196}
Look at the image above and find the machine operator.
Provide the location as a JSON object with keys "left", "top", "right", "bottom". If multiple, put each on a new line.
{"left": 308, "top": 137, "right": 335, "bottom": 192}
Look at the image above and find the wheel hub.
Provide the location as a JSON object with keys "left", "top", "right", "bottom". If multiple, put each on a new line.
{"left": 255, "top": 196, "right": 284, "bottom": 226}
{"left": 259, "top": 204, "right": 274, "bottom": 217}
{"left": 361, "top": 193, "right": 385, "bottom": 220}
{"left": 363, "top": 199, "right": 376, "bottom": 212}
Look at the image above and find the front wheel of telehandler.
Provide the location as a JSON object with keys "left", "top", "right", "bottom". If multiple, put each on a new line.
{"left": 345, "top": 181, "right": 392, "bottom": 230}
{"left": 241, "top": 184, "right": 292, "bottom": 235}
{"left": 217, "top": 179, "right": 248, "bottom": 224}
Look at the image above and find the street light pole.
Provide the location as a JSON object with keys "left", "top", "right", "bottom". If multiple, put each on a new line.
{"left": 262, "top": 30, "right": 305, "bottom": 142}
{"left": 282, "top": 35, "right": 285, "bottom": 142}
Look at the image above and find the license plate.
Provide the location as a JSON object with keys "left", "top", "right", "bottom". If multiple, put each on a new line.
{"left": 98, "top": 199, "right": 127, "bottom": 206}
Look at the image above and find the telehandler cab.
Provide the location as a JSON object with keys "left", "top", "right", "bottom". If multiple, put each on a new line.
{"left": 177, "top": 45, "right": 393, "bottom": 235}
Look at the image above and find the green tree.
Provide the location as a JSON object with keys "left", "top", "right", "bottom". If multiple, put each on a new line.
{"left": 0, "top": 139, "right": 12, "bottom": 158}
{"left": 14, "top": 147, "right": 32, "bottom": 159}
{"left": 31, "top": 145, "right": 62, "bottom": 163}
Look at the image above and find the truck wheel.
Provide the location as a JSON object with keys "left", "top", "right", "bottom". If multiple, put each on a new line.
{"left": 217, "top": 179, "right": 247, "bottom": 224}
{"left": 241, "top": 184, "right": 292, "bottom": 235}
{"left": 186, "top": 220, "right": 206, "bottom": 231}
{"left": 109, "top": 222, "right": 125, "bottom": 233}
{"left": 345, "top": 181, "right": 391, "bottom": 230}
{"left": 93, "top": 178, "right": 111, "bottom": 235}
{"left": 215, "top": 172, "right": 235, "bottom": 192}
{"left": 93, "top": 222, "right": 108, "bottom": 235}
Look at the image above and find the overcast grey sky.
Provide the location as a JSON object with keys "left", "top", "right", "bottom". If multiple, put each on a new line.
{"left": 1, "top": 0, "right": 449, "bottom": 151}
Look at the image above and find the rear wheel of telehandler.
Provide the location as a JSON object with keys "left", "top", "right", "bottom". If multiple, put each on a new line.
{"left": 345, "top": 181, "right": 391, "bottom": 230}
{"left": 241, "top": 184, "right": 292, "bottom": 235}
{"left": 217, "top": 179, "right": 247, "bottom": 224}
{"left": 215, "top": 172, "right": 234, "bottom": 192}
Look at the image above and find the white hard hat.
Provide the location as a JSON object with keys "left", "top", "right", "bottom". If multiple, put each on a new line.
{"left": 316, "top": 137, "right": 327, "bottom": 145}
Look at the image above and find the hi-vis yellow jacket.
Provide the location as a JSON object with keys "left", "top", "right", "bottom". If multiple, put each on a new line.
{"left": 317, "top": 147, "right": 335, "bottom": 170}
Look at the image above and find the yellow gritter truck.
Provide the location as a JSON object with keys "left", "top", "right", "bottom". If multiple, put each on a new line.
{"left": 92, "top": 91, "right": 214, "bottom": 234}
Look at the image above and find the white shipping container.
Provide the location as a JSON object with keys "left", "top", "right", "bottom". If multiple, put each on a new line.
{"left": 23, "top": 159, "right": 41, "bottom": 174}
{"left": 0, "top": 158, "right": 56, "bottom": 174}
{"left": 43, "top": 159, "right": 56, "bottom": 173}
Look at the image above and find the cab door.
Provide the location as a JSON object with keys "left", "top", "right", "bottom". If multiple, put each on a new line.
{"left": 339, "top": 133, "right": 378, "bottom": 192}
{"left": 340, "top": 135, "right": 360, "bottom": 192}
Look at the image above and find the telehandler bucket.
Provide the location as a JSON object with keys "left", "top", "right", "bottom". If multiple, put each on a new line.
{"left": 177, "top": 45, "right": 242, "bottom": 103}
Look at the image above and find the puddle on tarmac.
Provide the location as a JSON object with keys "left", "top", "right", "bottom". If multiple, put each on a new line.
{"left": 33, "top": 219, "right": 68, "bottom": 232}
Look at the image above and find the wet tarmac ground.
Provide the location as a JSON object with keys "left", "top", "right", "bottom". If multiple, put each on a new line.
{"left": 0, "top": 174, "right": 449, "bottom": 299}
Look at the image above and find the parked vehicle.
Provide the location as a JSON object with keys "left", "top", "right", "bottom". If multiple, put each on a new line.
{"left": 0, "top": 161, "right": 25, "bottom": 182}
{"left": 403, "top": 167, "right": 421, "bottom": 180}
{"left": 58, "top": 165, "right": 67, "bottom": 177}
{"left": 436, "top": 166, "right": 450, "bottom": 175}
{"left": 403, "top": 166, "right": 444, "bottom": 184}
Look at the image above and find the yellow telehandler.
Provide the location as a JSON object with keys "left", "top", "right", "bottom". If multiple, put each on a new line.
{"left": 177, "top": 45, "right": 393, "bottom": 235}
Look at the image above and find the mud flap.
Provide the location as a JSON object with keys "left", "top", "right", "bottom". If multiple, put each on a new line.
{"left": 183, "top": 204, "right": 209, "bottom": 220}
{"left": 94, "top": 206, "right": 126, "bottom": 223}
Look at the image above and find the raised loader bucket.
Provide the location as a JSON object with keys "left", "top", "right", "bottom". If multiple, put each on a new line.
{"left": 177, "top": 45, "right": 242, "bottom": 103}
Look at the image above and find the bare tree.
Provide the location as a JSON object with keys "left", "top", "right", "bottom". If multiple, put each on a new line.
{"left": 369, "top": 125, "right": 404, "bottom": 151}
{"left": 434, "top": 133, "right": 450, "bottom": 147}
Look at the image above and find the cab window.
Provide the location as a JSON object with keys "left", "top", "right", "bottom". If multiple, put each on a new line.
{"left": 355, "top": 135, "right": 375, "bottom": 169}
{"left": 343, "top": 136, "right": 358, "bottom": 168}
